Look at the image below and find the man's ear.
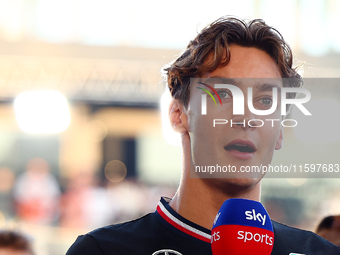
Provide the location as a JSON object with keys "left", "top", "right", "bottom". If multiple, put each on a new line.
{"left": 275, "top": 127, "right": 284, "bottom": 150}
{"left": 169, "top": 99, "right": 189, "bottom": 133}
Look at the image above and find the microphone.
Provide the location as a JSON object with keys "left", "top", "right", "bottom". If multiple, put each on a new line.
{"left": 211, "top": 198, "right": 274, "bottom": 255}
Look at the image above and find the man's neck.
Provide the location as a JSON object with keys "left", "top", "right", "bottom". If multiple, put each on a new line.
{"left": 169, "top": 132, "right": 261, "bottom": 230}
{"left": 169, "top": 175, "right": 261, "bottom": 230}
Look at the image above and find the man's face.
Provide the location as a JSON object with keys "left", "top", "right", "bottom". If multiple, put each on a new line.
{"left": 187, "top": 45, "right": 283, "bottom": 185}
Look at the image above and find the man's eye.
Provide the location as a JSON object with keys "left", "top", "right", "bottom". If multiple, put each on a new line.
{"left": 259, "top": 98, "right": 272, "bottom": 105}
{"left": 217, "top": 90, "right": 230, "bottom": 98}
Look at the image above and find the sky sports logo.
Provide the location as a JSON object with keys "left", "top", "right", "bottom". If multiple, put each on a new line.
{"left": 196, "top": 80, "right": 312, "bottom": 128}
{"left": 211, "top": 199, "right": 274, "bottom": 254}
{"left": 237, "top": 209, "right": 273, "bottom": 245}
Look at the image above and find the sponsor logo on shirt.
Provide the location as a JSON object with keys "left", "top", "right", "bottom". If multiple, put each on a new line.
{"left": 152, "top": 249, "right": 183, "bottom": 255}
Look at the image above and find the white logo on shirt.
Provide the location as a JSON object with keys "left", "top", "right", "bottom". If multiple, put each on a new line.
{"left": 152, "top": 249, "right": 183, "bottom": 255}
{"left": 289, "top": 253, "right": 306, "bottom": 255}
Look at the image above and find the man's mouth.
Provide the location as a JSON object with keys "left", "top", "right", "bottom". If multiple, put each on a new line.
{"left": 224, "top": 140, "right": 257, "bottom": 155}
{"left": 224, "top": 144, "right": 256, "bottom": 153}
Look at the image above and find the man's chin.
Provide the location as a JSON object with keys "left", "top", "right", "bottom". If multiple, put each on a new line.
{"left": 191, "top": 167, "right": 265, "bottom": 179}
{"left": 203, "top": 176, "right": 263, "bottom": 196}
{"left": 221, "top": 176, "right": 262, "bottom": 187}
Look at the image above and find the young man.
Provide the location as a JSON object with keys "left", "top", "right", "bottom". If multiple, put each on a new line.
{"left": 67, "top": 17, "right": 340, "bottom": 255}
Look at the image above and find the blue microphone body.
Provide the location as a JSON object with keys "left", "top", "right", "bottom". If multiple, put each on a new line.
{"left": 211, "top": 198, "right": 274, "bottom": 255}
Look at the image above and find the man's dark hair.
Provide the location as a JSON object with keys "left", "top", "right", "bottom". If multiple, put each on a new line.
{"left": 0, "top": 230, "right": 34, "bottom": 254}
{"left": 316, "top": 215, "right": 337, "bottom": 233}
{"left": 315, "top": 215, "right": 340, "bottom": 246}
{"left": 164, "top": 16, "right": 302, "bottom": 108}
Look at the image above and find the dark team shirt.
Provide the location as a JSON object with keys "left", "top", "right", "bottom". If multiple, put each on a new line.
{"left": 66, "top": 197, "right": 340, "bottom": 255}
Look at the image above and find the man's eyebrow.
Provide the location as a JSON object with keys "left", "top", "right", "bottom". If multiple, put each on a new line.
{"left": 205, "top": 76, "right": 241, "bottom": 87}
{"left": 201, "top": 77, "right": 282, "bottom": 93}
{"left": 205, "top": 76, "right": 281, "bottom": 90}
{"left": 255, "top": 82, "right": 282, "bottom": 94}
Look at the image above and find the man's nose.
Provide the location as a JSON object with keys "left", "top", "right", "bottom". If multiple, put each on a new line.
{"left": 230, "top": 107, "right": 259, "bottom": 130}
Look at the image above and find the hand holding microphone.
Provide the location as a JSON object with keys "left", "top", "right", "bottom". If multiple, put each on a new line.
{"left": 211, "top": 198, "right": 274, "bottom": 255}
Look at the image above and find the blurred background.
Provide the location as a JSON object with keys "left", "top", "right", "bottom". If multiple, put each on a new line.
{"left": 0, "top": 0, "right": 339, "bottom": 254}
